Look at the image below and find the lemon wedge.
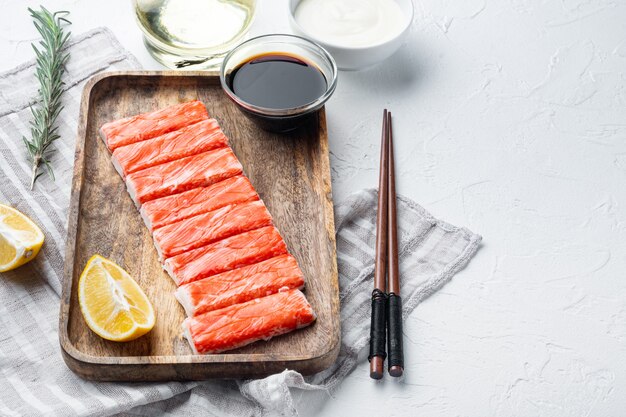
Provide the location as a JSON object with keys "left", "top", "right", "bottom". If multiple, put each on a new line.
{"left": 78, "top": 255, "right": 155, "bottom": 342}
{"left": 0, "top": 204, "right": 45, "bottom": 272}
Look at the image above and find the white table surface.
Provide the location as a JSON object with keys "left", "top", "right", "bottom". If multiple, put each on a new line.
{"left": 3, "top": 0, "right": 626, "bottom": 415}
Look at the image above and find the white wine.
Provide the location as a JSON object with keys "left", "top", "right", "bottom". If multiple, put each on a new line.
{"left": 134, "top": 0, "right": 256, "bottom": 69}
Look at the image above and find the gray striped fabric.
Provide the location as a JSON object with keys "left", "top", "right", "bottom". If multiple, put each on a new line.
{"left": 0, "top": 28, "right": 481, "bottom": 416}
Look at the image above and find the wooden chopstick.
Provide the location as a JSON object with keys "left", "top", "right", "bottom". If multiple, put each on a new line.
{"left": 386, "top": 112, "right": 404, "bottom": 377}
{"left": 369, "top": 110, "right": 405, "bottom": 379}
{"left": 369, "top": 109, "right": 389, "bottom": 380}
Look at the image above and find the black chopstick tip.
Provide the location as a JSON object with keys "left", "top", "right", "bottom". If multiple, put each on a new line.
{"left": 369, "top": 356, "right": 384, "bottom": 380}
{"left": 370, "top": 371, "right": 384, "bottom": 380}
{"left": 389, "top": 365, "right": 404, "bottom": 378}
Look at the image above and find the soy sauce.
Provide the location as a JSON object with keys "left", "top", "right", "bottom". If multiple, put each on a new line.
{"left": 226, "top": 53, "right": 327, "bottom": 110}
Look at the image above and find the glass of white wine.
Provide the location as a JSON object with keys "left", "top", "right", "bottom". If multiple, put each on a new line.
{"left": 133, "top": 0, "right": 257, "bottom": 69}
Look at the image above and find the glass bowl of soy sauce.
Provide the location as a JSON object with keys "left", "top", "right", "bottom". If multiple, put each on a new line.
{"left": 220, "top": 34, "right": 337, "bottom": 133}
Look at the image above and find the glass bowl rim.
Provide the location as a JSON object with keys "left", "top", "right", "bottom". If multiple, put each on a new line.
{"left": 219, "top": 34, "right": 338, "bottom": 116}
{"left": 133, "top": 0, "right": 258, "bottom": 55}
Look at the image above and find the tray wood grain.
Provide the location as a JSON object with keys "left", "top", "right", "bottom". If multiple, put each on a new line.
{"left": 59, "top": 71, "right": 339, "bottom": 381}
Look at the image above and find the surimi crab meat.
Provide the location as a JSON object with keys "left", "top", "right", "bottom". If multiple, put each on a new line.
{"left": 175, "top": 254, "right": 305, "bottom": 316}
{"left": 125, "top": 148, "right": 243, "bottom": 206}
{"left": 163, "top": 226, "right": 288, "bottom": 286}
{"left": 152, "top": 200, "right": 273, "bottom": 259}
{"left": 100, "top": 100, "right": 208, "bottom": 151}
{"left": 111, "top": 119, "right": 228, "bottom": 177}
{"left": 139, "top": 175, "right": 258, "bottom": 231}
{"left": 100, "top": 101, "right": 316, "bottom": 354}
{"left": 182, "top": 289, "right": 315, "bottom": 354}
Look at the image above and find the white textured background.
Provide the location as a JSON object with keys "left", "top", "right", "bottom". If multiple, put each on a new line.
{"left": 2, "top": 0, "right": 626, "bottom": 415}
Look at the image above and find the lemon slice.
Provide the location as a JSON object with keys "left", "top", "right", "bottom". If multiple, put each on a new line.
{"left": 0, "top": 204, "right": 45, "bottom": 272}
{"left": 78, "top": 255, "right": 155, "bottom": 342}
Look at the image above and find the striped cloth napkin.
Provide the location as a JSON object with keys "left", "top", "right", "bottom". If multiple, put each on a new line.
{"left": 0, "top": 28, "right": 481, "bottom": 416}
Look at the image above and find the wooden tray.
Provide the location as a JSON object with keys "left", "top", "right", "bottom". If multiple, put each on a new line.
{"left": 59, "top": 71, "right": 340, "bottom": 381}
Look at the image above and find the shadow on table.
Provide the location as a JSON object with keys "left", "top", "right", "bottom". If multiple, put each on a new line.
{"left": 337, "top": 46, "right": 424, "bottom": 96}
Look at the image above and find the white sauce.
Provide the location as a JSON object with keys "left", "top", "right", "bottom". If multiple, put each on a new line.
{"left": 294, "top": 0, "right": 406, "bottom": 48}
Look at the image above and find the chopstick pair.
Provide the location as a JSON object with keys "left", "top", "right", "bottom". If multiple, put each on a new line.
{"left": 369, "top": 109, "right": 404, "bottom": 380}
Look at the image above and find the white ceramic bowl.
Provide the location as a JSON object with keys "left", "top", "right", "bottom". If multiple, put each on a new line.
{"left": 288, "top": 0, "right": 414, "bottom": 71}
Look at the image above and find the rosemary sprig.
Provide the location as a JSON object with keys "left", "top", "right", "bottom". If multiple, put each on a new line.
{"left": 23, "top": 6, "right": 71, "bottom": 190}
